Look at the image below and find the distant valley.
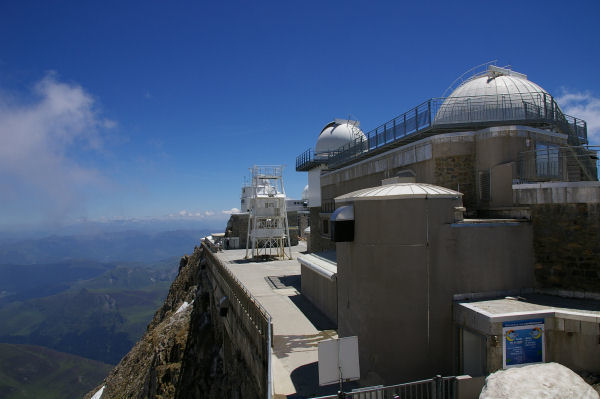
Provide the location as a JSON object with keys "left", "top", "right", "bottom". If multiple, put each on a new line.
{"left": 0, "top": 228, "right": 211, "bottom": 398}
{"left": 0, "top": 343, "right": 112, "bottom": 399}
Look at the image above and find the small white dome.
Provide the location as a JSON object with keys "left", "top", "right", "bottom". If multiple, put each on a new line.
{"left": 315, "top": 120, "right": 366, "bottom": 155}
{"left": 435, "top": 66, "right": 556, "bottom": 124}
{"left": 301, "top": 184, "right": 309, "bottom": 201}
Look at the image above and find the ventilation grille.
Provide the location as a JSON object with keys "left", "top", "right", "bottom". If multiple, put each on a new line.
{"left": 479, "top": 171, "right": 490, "bottom": 201}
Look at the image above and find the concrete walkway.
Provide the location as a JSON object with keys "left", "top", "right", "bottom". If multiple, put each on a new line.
{"left": 216, "top": 243, "right": 340, "bottom": 398}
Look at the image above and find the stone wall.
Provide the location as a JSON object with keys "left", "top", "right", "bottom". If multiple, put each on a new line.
{"left": 434, "top": 154, "right": 476, "bottom": 210}
{"left": 286, "top": 211, "right": 300, "bottom": 246}
{"left": 177, "top": 246, "right": 267, "bottom": 399}
{"left": 309, "top": 207, "right": 336, "bottom": 253}
{"left": 85, "top": 247, "right": 262, "bottom": 399}
{"left": 225, "top": 213, "right": 249, "bottom": 248}
{"left": 300, "top": 264, "right": 337, "bottom": 325}
{"left": 298, "top": 211, "right": 310, "bottom": 238}
{"left": 531, "top": 203, "right": 600, "bottom": 292}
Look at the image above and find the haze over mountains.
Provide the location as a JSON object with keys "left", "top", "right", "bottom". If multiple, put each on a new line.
{"left": 0, "top": 225, "right": 212, "bottom": 398}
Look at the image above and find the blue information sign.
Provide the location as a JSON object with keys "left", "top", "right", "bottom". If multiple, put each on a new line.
{"left": 502, "top": 318, "right": 545, "bottom": 368}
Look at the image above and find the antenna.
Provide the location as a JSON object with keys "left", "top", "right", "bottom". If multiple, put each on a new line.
{"left": 441, "top": 60, "right": 498, "bottom": 98}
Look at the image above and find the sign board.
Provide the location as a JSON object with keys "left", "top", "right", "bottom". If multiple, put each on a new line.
{"left": 502, "top": 318, "right": 545, "bottom": 368}
{"left": 318, "top": 336, "right": 360, "bottom": 386}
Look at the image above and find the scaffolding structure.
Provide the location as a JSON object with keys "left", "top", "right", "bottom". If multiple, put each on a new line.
{"left": 245, "top": 165, "right": 292, "bottom": 260}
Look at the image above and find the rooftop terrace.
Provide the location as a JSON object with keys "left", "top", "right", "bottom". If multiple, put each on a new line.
{"left": 296, "top": 93, "right": 588, "bottom": 172}
{"left": 214, "top": 243, "right": 345, "bottom": 398}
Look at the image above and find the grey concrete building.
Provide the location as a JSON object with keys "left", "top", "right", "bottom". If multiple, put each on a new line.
{"left": 295, "top": 64, "right": 600, "bottom": 386}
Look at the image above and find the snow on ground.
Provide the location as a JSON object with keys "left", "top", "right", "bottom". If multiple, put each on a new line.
{"left": 175, "top": 300, "right": 193, "bottom": 314}
{"left": 91, "top": 385, "right": 105, "bottom": 399}
{"left": 480, "top": 363, "right": 599, "bottom": 399}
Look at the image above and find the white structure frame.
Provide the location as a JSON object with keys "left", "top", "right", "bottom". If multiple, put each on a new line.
{"left": 245, "top": 165, "right": 292, "bottom": 260}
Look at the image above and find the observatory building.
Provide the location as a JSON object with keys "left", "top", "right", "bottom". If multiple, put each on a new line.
{"left": 295, "top": 64, "right": 600, "bottom": 386}
{"left": 244, "top": 165, "right": 293, "bottom": 260}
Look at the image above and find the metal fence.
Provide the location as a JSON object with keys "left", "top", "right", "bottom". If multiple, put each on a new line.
{"left": 311, "top": 375, "right": 457, "bottom": 399}
{"left": 296, "top": 92, "right": 588, "bottom": 171}
{"left": 518, "top": 145, "right": 599, "bottom": 182}
{"left": 201, "top": 242, "right": 273, "bottom": 399}
{"left": 321, "top": 199, "right": 336, "bottom": 213}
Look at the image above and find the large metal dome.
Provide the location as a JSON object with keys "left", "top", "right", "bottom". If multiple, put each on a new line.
{"left": 315, "top": 119, "right": 366, "bottom": 155}
{"left": 434, "top": 66, "right": 556, "bottom": 125}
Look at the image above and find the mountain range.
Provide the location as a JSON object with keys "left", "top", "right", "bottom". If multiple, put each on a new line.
{"left": 0, "top": 228, "right": 212, "bottom": 397}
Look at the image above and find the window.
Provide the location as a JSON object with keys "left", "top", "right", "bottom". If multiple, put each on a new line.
{"left": 322, "top": 218, "right": 329, "bottom": 235}
{"left": 535, "top": 144, "right": 559, "bottom": 178}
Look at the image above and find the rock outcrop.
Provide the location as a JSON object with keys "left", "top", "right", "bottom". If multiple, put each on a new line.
{"left": 479, "top": 362, "right": 599, "bottom": 399}
{"left": 85, "top": 246, "right": 260, "bottom": 399}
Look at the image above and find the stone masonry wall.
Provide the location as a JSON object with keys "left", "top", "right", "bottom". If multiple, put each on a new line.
{"left": 434, "top": 154, "right": 476, "bottom": 210}
{"left": 225, "top": 213, "right": 249, "bottom": 248}
{"left": 85, "top": 247, "right": 262, "bottom": 399}
{"left": 531, "top": 203, "right": 600, "bottom": 292}
{"left": 309, "top": 207, "right": 336, "bottom": 253}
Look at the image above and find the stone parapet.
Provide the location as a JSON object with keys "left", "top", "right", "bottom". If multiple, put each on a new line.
{"left": 531, "top": 203, "right": 600, "bottom": 292}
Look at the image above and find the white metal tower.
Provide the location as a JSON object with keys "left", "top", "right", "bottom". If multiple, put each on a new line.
{"left": 245, "top": 165, "right": 293, "bottom": 260}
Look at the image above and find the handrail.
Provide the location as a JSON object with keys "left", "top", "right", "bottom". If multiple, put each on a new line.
{"left": 201, "top": 242, "right": 273, "bottom": 398}
{"left": 296, "top": 92, "right": 589, "bottom": 172}
{"left": 518, "top": 145, "right": 599, "bottom": 183}
{"left": 202, "top": 242, "right": 272, "bottom": 327}
{"left": 310, "top": 375, "right": 457, "bottom": 399}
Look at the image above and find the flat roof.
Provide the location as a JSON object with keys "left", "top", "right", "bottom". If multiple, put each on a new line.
{"left": 214, "top": 243, "right": 341, "bottom": 398}
{"left": 298, "top": 252, "right": 338, "bottom": 280}
{"left": 457, "top": 293, "right": 600, "bottom": 324}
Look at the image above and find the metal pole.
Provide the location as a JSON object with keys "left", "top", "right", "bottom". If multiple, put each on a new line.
{"left": 435, "top": 375, "right": 442, "bottom": 399}
{"left": 415, "top": 108, "right": 419, "bottom": 133}
{"left": 428, "top": 100, "right": 432, "bottom": 127}
{"left": 384, "top": 123, "right": 387, "bottom": 144}
{"left": 267, "top": 316, "right": 272, "bottom": 399}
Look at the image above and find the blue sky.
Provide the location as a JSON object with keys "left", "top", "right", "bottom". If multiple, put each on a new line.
{"left": 1, "top": 0, "right": 599, "bottom": 231}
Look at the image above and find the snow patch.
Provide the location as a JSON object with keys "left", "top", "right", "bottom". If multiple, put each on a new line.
{"left": 175, "top": 300, "right": 192, "bottom": 314}
{"left": 91, "top": 385, "right": 105, "bottom": 399}
{"left": 480, "top": 363, "right": 599, "bottom": 399}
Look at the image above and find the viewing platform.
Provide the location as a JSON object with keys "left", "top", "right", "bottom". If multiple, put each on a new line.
{"left": 297, "top": 93, "right": 588, "bottom": 172}
{"left": 214, "top": 242, "right": 342, "bottom": 398}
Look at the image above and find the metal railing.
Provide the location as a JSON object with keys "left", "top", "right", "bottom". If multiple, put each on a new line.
{"left": 297, "top": 148, "right": 322, "bottom": 171}
{"left": 297, "top": 92, "right": 588, "bottom": 171}
{"left": 311, "top": 375, "right": 457, "bottom": 399}
{"left": 321, "top": 199, "right": 336, "bottom": 213}
{"left": 518, "top": 145, "right": 599, "bottom": 182}
{"left": 201, "top": 242, "right": 273, "bottom": 398}
{"left": 251, "top": 165, "right": 283, "bottom": 178}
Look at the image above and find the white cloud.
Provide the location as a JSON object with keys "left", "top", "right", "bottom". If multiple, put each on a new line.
{"left": 0, "top": 72, "right": 113, "bottom": 225}
{"left": 171, "top": 210, "right": 227, "bottom": 219}
{"left": 221, "top": 207, "right": 240, "bottom": 215}
{"left": 557, "top": 90, "right": 600, "bottom": 144}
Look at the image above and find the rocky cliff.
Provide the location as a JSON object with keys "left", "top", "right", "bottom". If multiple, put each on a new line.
{"left": 85, "top": 245, "right": 260, "bottom": 399}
